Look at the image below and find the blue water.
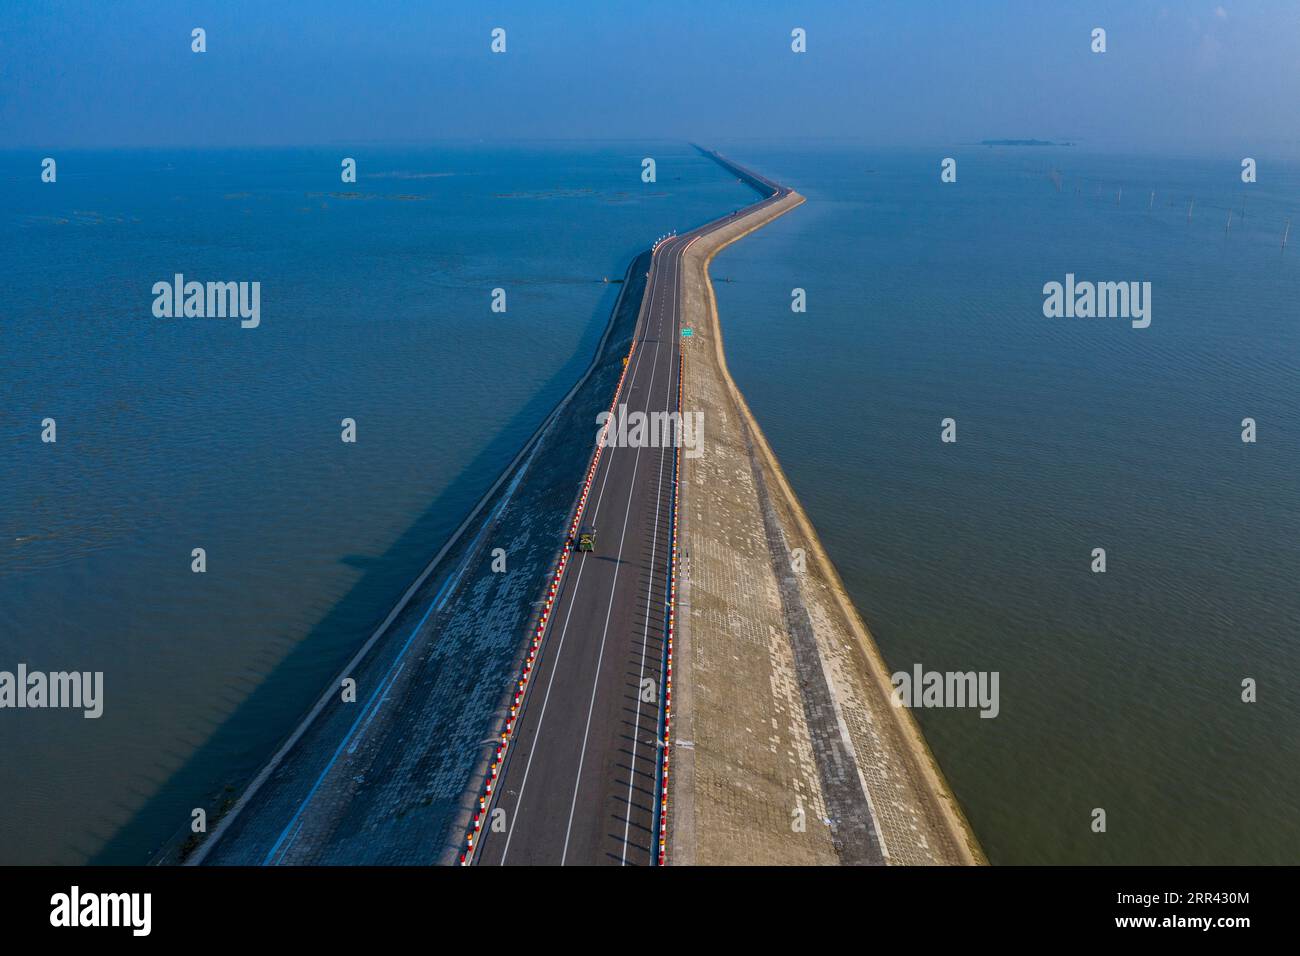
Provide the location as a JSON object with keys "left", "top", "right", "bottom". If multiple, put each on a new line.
{"left": 4, "top": 143, "right": 1296, "bottom": 866}
{"left": 0, "top": 144, "right": 754, "bottom": 864}
{"left": 711, "top": 145, "right": 1300, "bottom": 864}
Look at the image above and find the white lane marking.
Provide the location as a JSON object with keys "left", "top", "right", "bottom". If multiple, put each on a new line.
{"left": 559, "top": 241, "right": 675, "bottom": 864}
{"left": 494, "top": 246, "right": 667, "bottom": 864}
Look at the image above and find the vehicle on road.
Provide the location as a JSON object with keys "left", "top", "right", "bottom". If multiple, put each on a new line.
{"left": 577, "top": 528, "right": 596, "bottom": 553}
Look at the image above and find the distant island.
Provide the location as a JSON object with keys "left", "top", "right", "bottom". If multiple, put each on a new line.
{"left": 980, "top": 139, "right": 1074, "bottom": 147}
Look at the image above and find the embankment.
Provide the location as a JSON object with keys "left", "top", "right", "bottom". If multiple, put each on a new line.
{"left": 670, "top": 192, "right": 984, "bottom": 865}
{"left": 172, "top": 254, "right": 650, "bottom": 865}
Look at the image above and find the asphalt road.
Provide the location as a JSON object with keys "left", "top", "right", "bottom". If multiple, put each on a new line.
{"left": 476, "top": 157, "right": 789, "bottom": 865}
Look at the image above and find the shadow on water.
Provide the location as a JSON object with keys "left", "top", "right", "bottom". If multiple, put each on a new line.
{"left": 92, "top": 267, "right": 644, "bottom": 865}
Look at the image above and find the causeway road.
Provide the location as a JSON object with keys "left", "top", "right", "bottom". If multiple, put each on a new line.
{"left": 475, "top": 157, "right": 788, "bottom": 865}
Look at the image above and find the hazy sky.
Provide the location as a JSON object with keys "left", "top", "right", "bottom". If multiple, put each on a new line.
{"left": 3, "top": 0, "right": 1297, "bottom": 153}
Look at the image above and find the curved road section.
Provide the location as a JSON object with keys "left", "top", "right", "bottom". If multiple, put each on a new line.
{"left": 474, "top": 154, "right": 789, "bottom": 865}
